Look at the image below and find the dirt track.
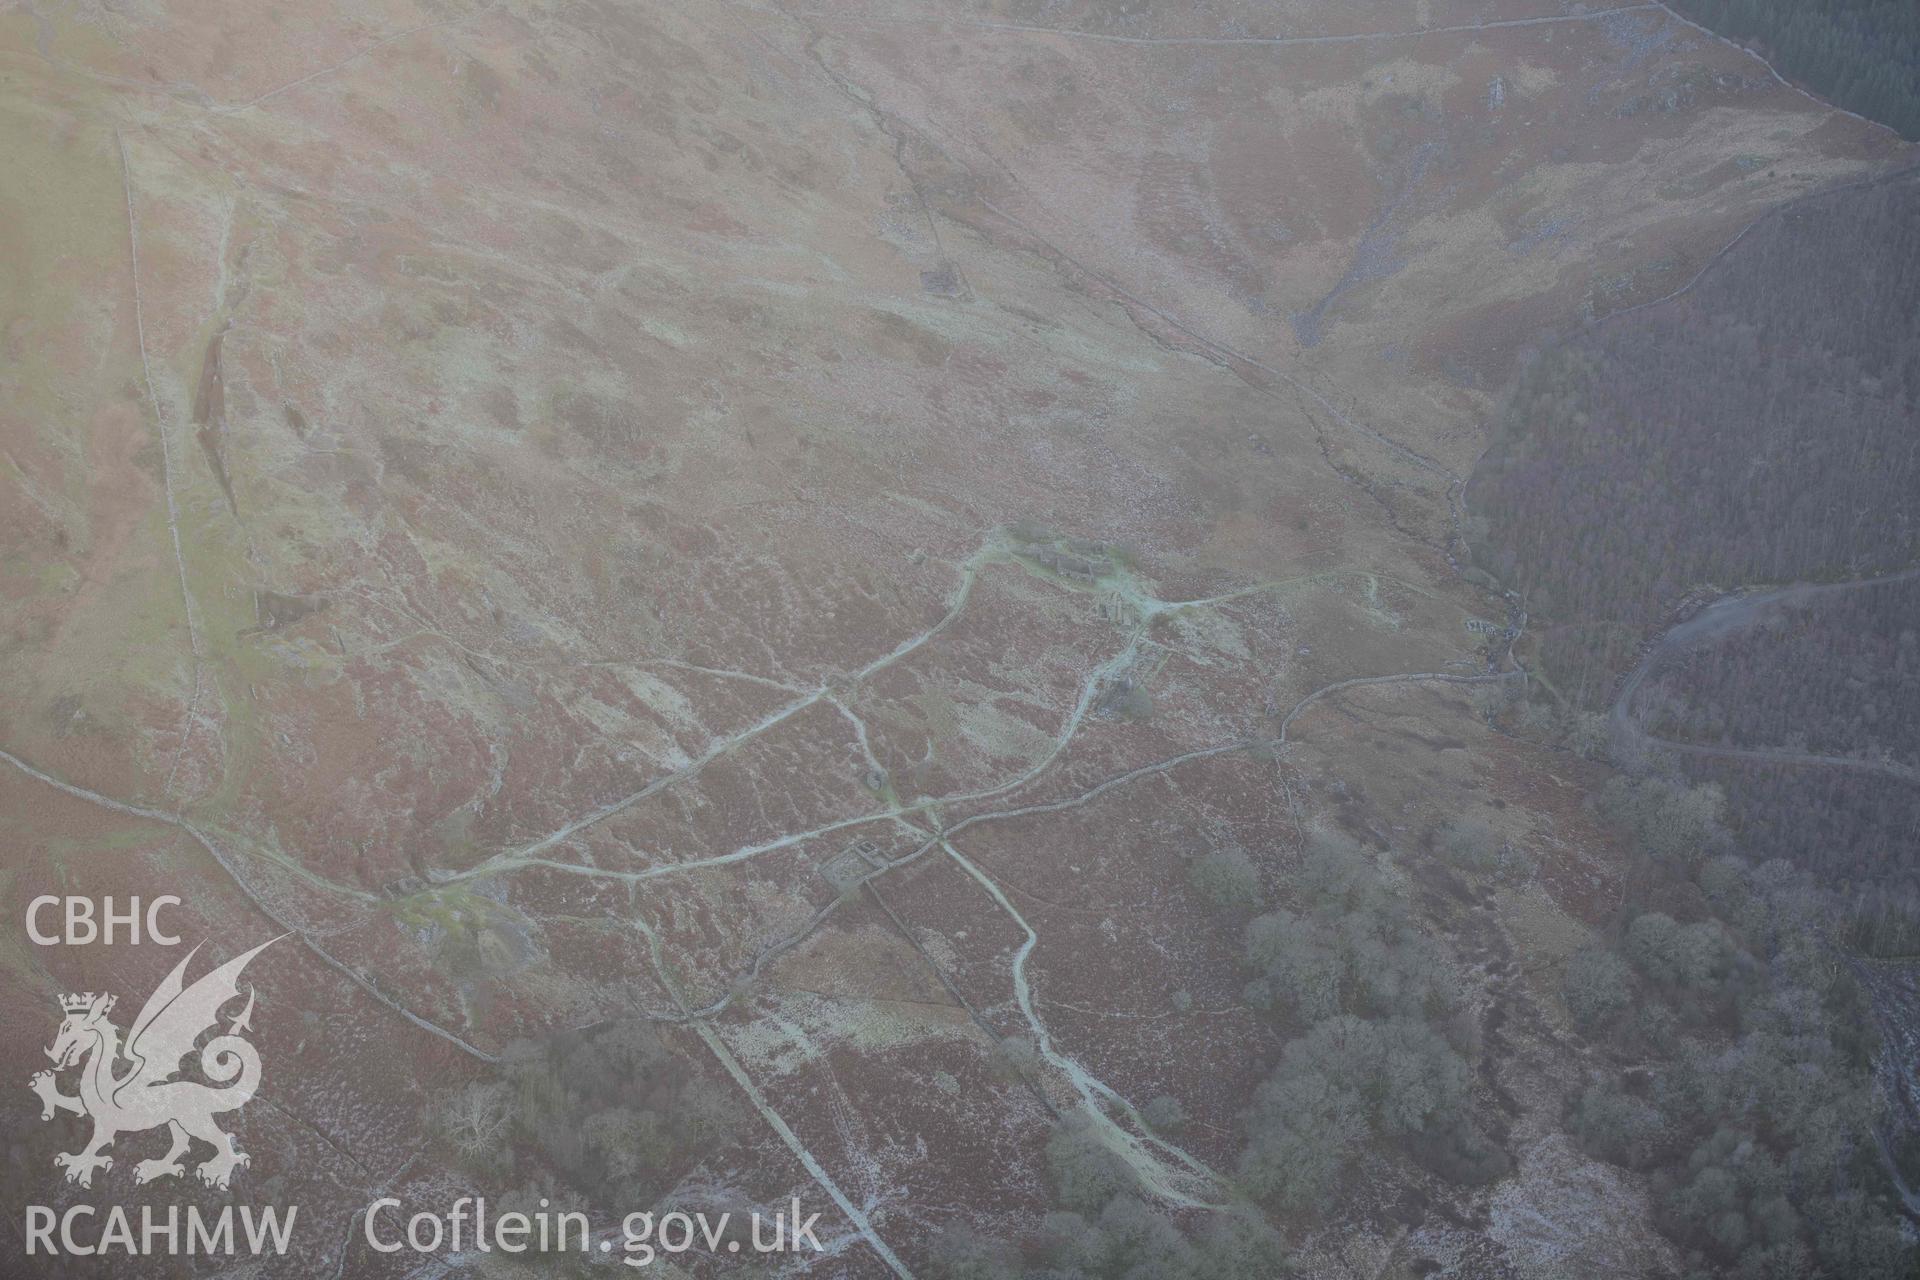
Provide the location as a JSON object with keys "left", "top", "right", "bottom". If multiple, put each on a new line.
{"left": 1609, "top": 565, "right": 1920, "bottom": 774}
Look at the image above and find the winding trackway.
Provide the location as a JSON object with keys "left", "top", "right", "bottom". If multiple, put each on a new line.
{"left": 1278, "top": 670, "right": 1511, "bottom": 744}
{"left": 0, "top": 745, "right": 499, "bottom": 1063}
{"left": 117, "top": 129, "right": 209, "bottom": 805}
{"left": 31, "top": 5, "right": 1907, "bottom": 1264}
{"left": 1609, "top": 566, "right": 1920, "bottom": 778}
{"left": 36, "top": 41, "right": 1556, "bottom": 1223}
{"left": 0, "top": 543, "right": 1515, "bottom": 1224}
{"left": 806, "top": 4, "right": 1662, "bottom": 50}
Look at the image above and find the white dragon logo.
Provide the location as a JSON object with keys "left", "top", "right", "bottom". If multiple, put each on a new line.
{"left": 28, "top": 936, "right": 281, "bottom": 1190}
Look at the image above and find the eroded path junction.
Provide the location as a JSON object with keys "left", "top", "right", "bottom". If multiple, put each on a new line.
{"left": 5, "top": 524, "right": 1508, "bottom": 1273}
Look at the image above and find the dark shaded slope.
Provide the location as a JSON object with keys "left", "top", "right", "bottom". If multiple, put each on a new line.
{"left": 1641, "top": 575, "right": 1920, "bottom": 770}
{"left": 1466, "top": 171, "right": 1920, "bottom": 707}
{"left": 1672, "top": 0, "right": 1920, "bottom": 139}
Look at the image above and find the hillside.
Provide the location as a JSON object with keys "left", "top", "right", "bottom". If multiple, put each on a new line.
{"left": 1468, "top": 170, "right": 1920, "bottom": 706}
{"left": 1, "top": 1, "right": 1914, "bottom": 1277}
{"left": 1673, "top": 0, "right": 1920, "bottom": 138}
{"left": 1465, "top": 139, "right": 1920, "bottom": 1280}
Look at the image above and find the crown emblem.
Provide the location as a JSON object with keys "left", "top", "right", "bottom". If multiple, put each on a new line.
{"left": 34, "top": 937, "right": 280, "bottom": 1191}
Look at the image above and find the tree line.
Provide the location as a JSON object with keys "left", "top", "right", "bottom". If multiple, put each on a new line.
{"left": 1673, "top": 0, "right": 1920, "bottom": 139}
{"left": 1564, "top": 771, "right": 1912, "bottom": 1278}
{"left": 1466, "top": 176, "right": 1920, "bottom": 709}
{"left": 1641, "top": 579, "right": 1920, "bottom": 770}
